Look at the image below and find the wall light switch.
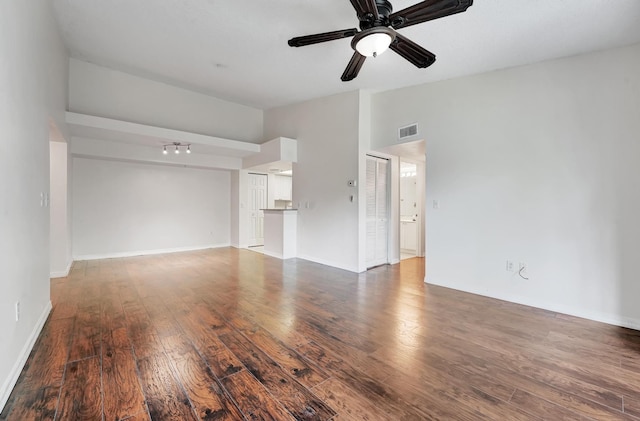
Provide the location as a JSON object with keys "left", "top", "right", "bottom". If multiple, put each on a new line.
{"left": 433, "top": 200, "right": 440, "bottom": 209}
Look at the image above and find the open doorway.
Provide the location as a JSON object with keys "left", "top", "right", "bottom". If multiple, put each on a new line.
{"left": 369, "top": 139, "right": 426, "bottom": 265}
{"left": 241, "top": 162, "right": 294, "bottom": 253}
{"left": 400, "top": 161, "right": 418, "bottom": 260}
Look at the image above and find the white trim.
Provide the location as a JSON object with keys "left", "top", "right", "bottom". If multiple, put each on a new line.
{"left": 425, "top": 277, "right": 640, "bottom": 331}
{"left": 261, "top": 250, "right": 299, "bottom": 260}
{"left": 50, "top": 259, "right": 73, "bottom": 278}
{"left": 261, "top": 250, "right": 284, "bottom": 259}
{"left": 0, "top": 301, "right": 52, "bottom": 413}
{"left": 296, "top": 254, "right": 362, "bottom": 273}
{"left": 73, "top": 243, "right": 230, "bottom": 261}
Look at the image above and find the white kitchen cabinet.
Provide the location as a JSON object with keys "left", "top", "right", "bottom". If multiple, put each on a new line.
{"left": 401, "top": 221, "right": 417, "bottom": 251}
{"left": 273, "top": 175, "right": 292, "bottom": 201}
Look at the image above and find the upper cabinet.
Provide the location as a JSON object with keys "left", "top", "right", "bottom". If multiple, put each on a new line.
{"left": 273, "top": 174, "right": 292, "bottom": 201}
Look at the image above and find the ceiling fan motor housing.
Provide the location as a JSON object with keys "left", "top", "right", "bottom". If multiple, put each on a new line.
{"left": 359, "top": 0, "right": 393, "bottom": 30}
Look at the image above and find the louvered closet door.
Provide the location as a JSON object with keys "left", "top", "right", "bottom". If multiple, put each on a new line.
{"left": 366, "top": 156, "right": 389, "bottom": 268}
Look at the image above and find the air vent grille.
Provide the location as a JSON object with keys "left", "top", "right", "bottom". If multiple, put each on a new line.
{"left": 398, "top": 123, "right": 418, "bottom": 140}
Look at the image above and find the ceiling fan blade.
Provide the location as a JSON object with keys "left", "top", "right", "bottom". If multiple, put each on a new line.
{"left": 341, "top": 52, "right": 366, "bottom": 81}
{"left": 390, "top": 33, "right": 436, "bottom": 68}
{"left": 349, "top": 0, "right": 379, "bottom": 20}
{"left": 390, "top": 0, "right": 473, "bottom": 30}
{"left": 288, "top": 28, "right": 358, "bottom": 47}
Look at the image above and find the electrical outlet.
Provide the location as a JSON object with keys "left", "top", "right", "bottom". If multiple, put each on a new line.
{"left": 506, "top": 260, "right": 514, "bottom": 272}
{"left": 15, "top": 301, "right": 20, "bottom": 322}
{"left": 519, "top": 262, "right": 527, "bottom": 272}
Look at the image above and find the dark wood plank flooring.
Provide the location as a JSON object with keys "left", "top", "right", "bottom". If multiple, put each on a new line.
{"left": 2, "top": 247, "right": 640, "bottom": 420}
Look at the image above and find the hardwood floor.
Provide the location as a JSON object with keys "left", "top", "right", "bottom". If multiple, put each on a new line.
{"left": 2, "top": 248, "right": 640, "bottom": 420}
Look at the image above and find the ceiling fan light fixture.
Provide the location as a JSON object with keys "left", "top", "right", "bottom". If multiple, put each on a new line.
{"left": 352, "top": 27, "right": 395, "bottom": 57}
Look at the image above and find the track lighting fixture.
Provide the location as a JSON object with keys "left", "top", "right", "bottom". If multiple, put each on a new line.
{"left": 162, "top": 142, "right": 192, "bottom": 155}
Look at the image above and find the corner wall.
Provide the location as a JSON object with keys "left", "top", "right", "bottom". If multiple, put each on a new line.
{"left": 50, "top": 141, "right": 72, "bottom": 277}
{"left": 0, "top": 1, "right": 68, "bottom": 411}
{"left": 264, "top": 91, "right": 362, "bottom": 272}
{"left": 372, "top": 43, "right": 640, "bottom": 328}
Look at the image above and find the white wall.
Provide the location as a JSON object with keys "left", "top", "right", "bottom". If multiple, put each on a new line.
{"left": 230, "top": 171, "right": 241, "bottom": 247}
{"left": 0, "top": 1, "right": 68, "bottom": 411}
{"left": 372, "top": 42, "right": 640, "bottom": 329}
{"left": 72, "top": 158, "right": 230, "bottom": 259}
{"left": 69, "top": 59, "right": 264, "bottom": 143}
{"left": 264, "top": 91, "right": 362, "bottom": 272}
{"left": 50, "top": 141, "right": 72, "bottom": 277}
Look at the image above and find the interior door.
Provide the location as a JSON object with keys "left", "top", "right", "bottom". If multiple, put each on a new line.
{"left": 248, "top": 173, "right": 267, "bottom": 246}
{"left": 366, "top": 156, "right": 389, "bottom": 268}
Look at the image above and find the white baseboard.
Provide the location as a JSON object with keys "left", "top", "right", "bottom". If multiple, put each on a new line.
{"left": 296, "top": 254, "right": 360, "bottom": 273}
{"left": 261, "top": 250, "right": 284, "bottom": 259}
{"left": 73, "top": 243, "right": 230, "bottom": 261}
{"left": 50, "top": 259, "right": 73, "bottom": 278}
{"left": 425, "top": 277, "right": 640, "bottom": 332}
{"left": 0, "top": 301, "right": 52, "bottom": 413}
{"left": 260, "top": 250, "right": 298, "bottom": 260}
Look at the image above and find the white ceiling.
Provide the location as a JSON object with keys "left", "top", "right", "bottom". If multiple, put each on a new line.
{"left": 52, "top": 0, "right": 640, "bottom": 110}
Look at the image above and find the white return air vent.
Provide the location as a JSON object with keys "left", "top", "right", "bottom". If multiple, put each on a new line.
{"left": 398, "top": 123, "right": 418, "bottom": 140}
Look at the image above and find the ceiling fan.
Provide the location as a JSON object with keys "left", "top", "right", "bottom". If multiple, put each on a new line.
{"left": 288, "top": 0, "right": 473, "bottom": 81}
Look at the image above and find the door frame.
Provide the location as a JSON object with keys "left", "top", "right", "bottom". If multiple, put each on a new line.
{"left": 247, "top": 172, "right": 268, "bottom": 247}
{"left": 365, "top": 154, "right": 391, "bottom": 269}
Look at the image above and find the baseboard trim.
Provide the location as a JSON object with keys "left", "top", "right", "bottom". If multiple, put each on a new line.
{"left": 261, "top": 250, "right": 298, "bottom": 260}
{"left": 0, "top": 301, "right": 52, "bottom": 413}
{"left": 73, "top": 243, "right": 230, "bottom": 261}
{"left": 425, "top": 277, "right": 640, "bottom": 332}
{"left": 50, "top": 259, "right": 73, "bottom": 278}
{"left": 261, "top": 250, "right": 284, "bottom": 259}
{"left": 296, "top": 254, "right": 360, "bottom": 273}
